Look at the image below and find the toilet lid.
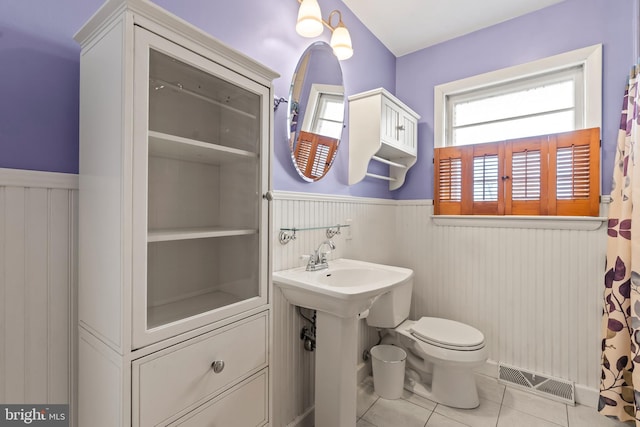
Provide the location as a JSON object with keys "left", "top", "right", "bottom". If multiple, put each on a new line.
{"left": 410, "top": 317, "right": 485, "bottom": 351}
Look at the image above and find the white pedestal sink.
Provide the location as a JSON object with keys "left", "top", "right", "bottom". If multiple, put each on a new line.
{"left": 273, "top": 259, "right": 413, "bottom": 427}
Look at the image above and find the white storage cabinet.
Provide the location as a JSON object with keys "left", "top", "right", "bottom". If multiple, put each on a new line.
{"left": 348, "top": 88, "right": 420, "bottom": 190}
{"left": 75, "top": 0, "right": 278, "bottom": 425}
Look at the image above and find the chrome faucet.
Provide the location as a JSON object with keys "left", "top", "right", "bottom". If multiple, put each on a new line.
{"left": 306, "top": 240, "right": 336, "bottom": 271}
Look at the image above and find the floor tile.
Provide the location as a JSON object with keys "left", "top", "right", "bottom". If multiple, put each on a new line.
{"left": 475, "top": 374, "right": 506, "bottom": 404}
{"left": 434, "top": 398, "right": 501, "bottom": 427}
{"left": 357, "top": 377, "right": 379, "bottom": 418}
{"left": 401, "top": 388, "right": 437, "bottom": 411}
{"left": 356, "top": 377, "right": 635, "bottom": 427}
{"left": 566, "top": 404, "right": 632, "bottom": 426}
{"left": 362, "top": 397, "right": 433, "bottom": 427}
{"left": 502, "top": 387, "right": 568, "bottom": 426}
{"left": 426, "top": 412, "right": 471, "bottom": 426}
{"left": 356, "top": 418, "right": 377, "bottom": 427}
{"left": 498, "top": 405, "right": 565, "bottom": 427}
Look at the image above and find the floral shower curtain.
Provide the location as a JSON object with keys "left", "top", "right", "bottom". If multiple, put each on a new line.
{"left": 600, "top": 67, "right": 640, "bottom": 424}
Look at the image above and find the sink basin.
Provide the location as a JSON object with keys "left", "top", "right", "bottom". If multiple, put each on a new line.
{"left": 273, "top": 258, "right": 413, "bottom": 318}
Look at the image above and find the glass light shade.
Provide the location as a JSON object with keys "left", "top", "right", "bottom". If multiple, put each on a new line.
{"left": 296, "top": 0, "right": 324, "bottom": 38}
{"left": 330, "top": 24, "right": 353, "bottom": 60}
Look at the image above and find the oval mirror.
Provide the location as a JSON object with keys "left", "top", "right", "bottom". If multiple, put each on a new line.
{"left": 288, "top": 42, "right": 345, "bottom": 181}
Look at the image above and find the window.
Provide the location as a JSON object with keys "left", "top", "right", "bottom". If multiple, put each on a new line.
{"left": 434, "top": 128, "right": 600, "bottom": 216}
{"left": 433, "top": 45, "right": 602, "bottom": 217}
{"left": 448, "top": 68, "right": 582, "bottom": 146}
{"left": 311, "top": 93, "right": 344, "bottom": 139}
{"left": 300, "top": 83, "right": 344, "bottom": 136}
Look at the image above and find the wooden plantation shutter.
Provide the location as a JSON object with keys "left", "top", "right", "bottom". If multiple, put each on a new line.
{"left": 434, "top": 146, "right": 468, "bottom": 215}
{"left": 434, "top": 127, "right": 599, "bottom": 216}
{"left": 472, "top": 142, "right": 504, "bottom": 215}
{"left": 549, "top": 127, "right": 600, "bottom": 216}
{"left": 505, "top": 135, "right": 548, "bottom": 215}
{"left": 294, "top": 131, "right": 339, "bottom": 179}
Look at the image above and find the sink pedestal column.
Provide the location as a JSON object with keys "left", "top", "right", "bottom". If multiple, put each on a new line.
{"left": 315, "top": 311, "right": 358, "bottom": 427}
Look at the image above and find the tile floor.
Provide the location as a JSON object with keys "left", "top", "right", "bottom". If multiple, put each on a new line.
{"left": 356, "top": 375, "right": 631, "bottom": 427}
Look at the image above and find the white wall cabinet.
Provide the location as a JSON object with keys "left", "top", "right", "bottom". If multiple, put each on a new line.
{"left": 348, "top": 88, "right": 420, "bottom": 190}
{"left": 75, "top": 1, "right": 277, "bottom": 425}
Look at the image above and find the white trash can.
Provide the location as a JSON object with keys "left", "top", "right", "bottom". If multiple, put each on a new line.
{"left": 370, "top": 344, "right": 407, "bottom": 399}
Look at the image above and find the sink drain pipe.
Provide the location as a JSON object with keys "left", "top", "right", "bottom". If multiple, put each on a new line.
{"left": 298, "top": 306, "right": 316, "bottom": 352}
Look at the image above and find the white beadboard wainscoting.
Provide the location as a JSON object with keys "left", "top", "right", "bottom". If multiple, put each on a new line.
{"left": 0, "top": 168, "right": 77, "bottom": 417}
{"left": 0, "top": 175, "right": 608, "bottom": 427}
{"left": 394, "top": 202, "right": 607, "bottom": 406}
{"left": 272, "top": 192, "right": 608, "bottom": 426}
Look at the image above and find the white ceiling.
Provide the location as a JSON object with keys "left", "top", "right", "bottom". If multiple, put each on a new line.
{"left": 340, "top": 0, "right": 566, "bottom": 57}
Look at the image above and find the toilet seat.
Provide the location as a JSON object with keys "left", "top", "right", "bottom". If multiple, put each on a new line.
{"left": 410, "top": 317, "right": 485, "bottom": 351}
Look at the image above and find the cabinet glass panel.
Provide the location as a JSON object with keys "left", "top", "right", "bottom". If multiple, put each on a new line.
{"left": 147, "top": 235, "right": 259, "bottom": 329}
{"left": 149, "top": 49, "right": 260, "bottom": 153}
{"left": 145, "top": 46, "right": 262, "bottom": 330}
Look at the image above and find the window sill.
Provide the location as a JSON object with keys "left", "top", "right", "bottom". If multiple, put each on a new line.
{"left": 431, "top": 215, "right": 606, "bottom": 230}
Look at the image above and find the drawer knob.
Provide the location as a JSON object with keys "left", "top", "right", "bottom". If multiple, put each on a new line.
{"left": 211, "top": 360, "right": 225, "bottom": 373}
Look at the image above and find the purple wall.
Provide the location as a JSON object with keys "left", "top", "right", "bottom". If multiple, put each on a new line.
{"left": 1, "top": 0, "right": 634, "bottom": 200}
{"left": 395, "top": 0, "right": 635, "bottom": 200}
{"left": 0, "top": 2, "right": 94, "bottom": 175}
{"left": 0, "top": 0, "right": 397, "bottom": 198}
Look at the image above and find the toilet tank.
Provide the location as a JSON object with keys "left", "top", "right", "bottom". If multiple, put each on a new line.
{"left": 365, "top": 278, "right": 413, "bottom": 328}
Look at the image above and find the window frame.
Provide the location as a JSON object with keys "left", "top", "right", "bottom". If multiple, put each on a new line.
{"left": 310, "top": 92, "right": 344, "bottom": 139}
{"left": 300, "top": 83, "right": 345, "bottom": 134}
{"left": 433, "top": 44, "right": 602, "bottom": 149}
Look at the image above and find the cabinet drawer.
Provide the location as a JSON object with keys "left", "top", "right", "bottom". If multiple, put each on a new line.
{"left": 134, "top": 314, "right": 267, "bottom": 426}
{"left": 169, "top": 370, "right": 268, "bottom": 426}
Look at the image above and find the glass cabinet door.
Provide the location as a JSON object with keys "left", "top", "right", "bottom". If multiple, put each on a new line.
{"left": 132, "top": 27, "right": 269, "bottom": 348}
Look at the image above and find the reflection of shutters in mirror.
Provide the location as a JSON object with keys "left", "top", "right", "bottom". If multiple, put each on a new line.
{"left": 434, "top": 127, "right": 600, "bottom": 216}
{"left": 294, "top": 131, "right": 338, "bottom": 179}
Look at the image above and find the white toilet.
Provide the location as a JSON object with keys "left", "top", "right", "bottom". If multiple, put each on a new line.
{"left": 365, "top": 279, "right": 487, "bottom": 409}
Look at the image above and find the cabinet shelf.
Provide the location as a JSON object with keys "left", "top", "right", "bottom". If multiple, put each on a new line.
{"left": 150, "top": 78, "right": 258, "bottom": 120}
{"left": 148, "top": 289, "right": 243, "bottom": 329}
{"left": 365, "top": 172, "right": 396, "bottom": 182}
{"left": 149, "top": 131, "right": 257, "bottom": 165}
{"left": 371, "top": 155, "right": 407, "bottom": 169}
{"left": 148, "top": 227, "right": 257, "bottom": 242}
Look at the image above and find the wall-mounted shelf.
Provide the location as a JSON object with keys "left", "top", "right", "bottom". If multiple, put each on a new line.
{"left": 279, "top": 224, "right": 350, "bottom": 244}
{"left": 348, "top": 88, "right": 420, "bottom": 190}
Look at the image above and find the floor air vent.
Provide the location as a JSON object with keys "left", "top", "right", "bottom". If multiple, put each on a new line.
{"left": 498, "top": 363, "right": 575, "bottom": 405}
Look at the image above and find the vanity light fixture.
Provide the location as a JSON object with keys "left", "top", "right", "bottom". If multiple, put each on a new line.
{"left": 295, "top": 0, "right": 354, "bottom": 60}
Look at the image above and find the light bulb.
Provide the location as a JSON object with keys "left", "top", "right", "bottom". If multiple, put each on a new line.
{"left": 296, "top": 0, "right": 323, "bottom": 38}
{"left": 330, "top": 24, "right": 353, "bottom": 60}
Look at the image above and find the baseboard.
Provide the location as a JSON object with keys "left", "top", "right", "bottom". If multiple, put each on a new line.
{"left": 285, "top": 406, "right": 314, "bottom": 427}
{"left": 357, "top": 361, "right": 371, "bottom": 385}
{"left": 474, "top": 359, "right": 500, "bottom": 378}
{"left": 575, "top": 384, "right": 599, "bottom": 408}
{"left": 475, "top": 359, "right": 598, "bottom": 408}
